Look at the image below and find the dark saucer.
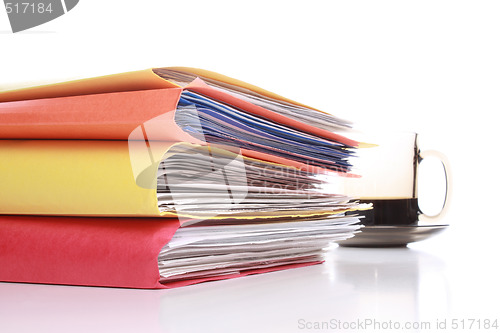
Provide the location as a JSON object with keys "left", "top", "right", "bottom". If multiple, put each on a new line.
{"left": 336, "top": 224, "right": 449, "bottom": 247}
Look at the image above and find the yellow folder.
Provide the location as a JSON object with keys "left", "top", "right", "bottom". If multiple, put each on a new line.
{"left": 0, "top": 140, "right": 357, "bottom": 219}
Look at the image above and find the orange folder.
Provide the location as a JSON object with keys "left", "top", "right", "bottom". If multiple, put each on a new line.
{"left": 0, "top": 68, "right": 356, "bottom": 143}
{"left": 0, "top": 67, "right": 359, "bottom": 173}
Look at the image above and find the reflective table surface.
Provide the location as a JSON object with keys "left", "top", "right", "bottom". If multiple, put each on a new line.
{"left": 2, "top": 224, "right": 498, "bottom": 333}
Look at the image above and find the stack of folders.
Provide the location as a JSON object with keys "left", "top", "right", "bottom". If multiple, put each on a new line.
{"left": 0, "top": 67, "right": 367, "bottom": 289}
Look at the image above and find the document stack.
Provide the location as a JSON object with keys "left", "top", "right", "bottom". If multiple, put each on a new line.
{"left": 0, "top": 67, "right": 366, "bottom": 288}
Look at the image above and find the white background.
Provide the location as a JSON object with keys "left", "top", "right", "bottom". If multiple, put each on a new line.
{"left": 1, "top": 1, "right": 499, "bottom": 332}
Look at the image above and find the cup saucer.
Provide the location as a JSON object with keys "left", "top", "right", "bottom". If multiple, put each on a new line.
{"left": 336, "top": 224, "right": 449, "bottom": 247}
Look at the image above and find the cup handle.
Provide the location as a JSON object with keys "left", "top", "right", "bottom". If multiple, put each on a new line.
{"left": 418, "top": 150, "right": 451, "bottom": 223}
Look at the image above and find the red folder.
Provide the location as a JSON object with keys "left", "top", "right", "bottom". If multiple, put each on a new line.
{"left": 0, "top": 215, "right": 321, "bottom": 289}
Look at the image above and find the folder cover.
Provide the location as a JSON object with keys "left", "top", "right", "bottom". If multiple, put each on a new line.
{"left": 0, "top": 67, "right": 360, "bottom": 172}
{"left": 0, "top": 140, "right": 360, "bottom": 218}
{"left": 0, "top": 215, "right": 324, "bottom": 289}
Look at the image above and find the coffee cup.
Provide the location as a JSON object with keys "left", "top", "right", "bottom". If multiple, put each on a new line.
{"left": 341, "top": 131, "right": 450, "bottom": 226}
